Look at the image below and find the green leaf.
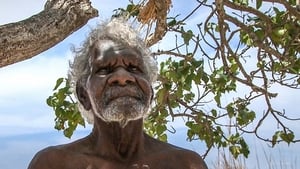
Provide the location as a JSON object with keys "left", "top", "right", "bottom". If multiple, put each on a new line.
{"left": 63, "top": 127, "right": 74, "bottom": 138}
{"left": 240, "top": 31, "right": 253, "bottom": 46}
{"left": 241, "top": 0, "right": 249, "bottom": 5}
{"left": 272, "top": 132, "right": 279, "bottom": 147}
{"left": 226, "top": 103, "right": 235, "bottom": 118}
{"left": 256, "top": 0, "right": 262, "bottom": 9}
{"left": 239, "top": 138, "right": 249, "bottom": 158}
{"left": 184, "top": 92, "right": 195, "bottom": 102}
{"left": 157, "top": 88, "right": 167, "bottom": 105}
{"left": 126, "top": 4, "right": 139, "bottom": 17}
{"left": 168, "top": 19, "right": 177, "bottom": 27}
{"left": 186, "top": 121, "right": 193, "bottom": 128}
{"left": 211, "top": 109, "right": 217, "bottom": 117}
{"left": 57, "top": 88, "right": 67, "bottom": 103}
{"left": 156, "top": 125, "right": 167, "bottom": 135}
{"left": 228, "top": 134, "right": 249, "bottom": 158}
{"left": 273, "top": 7, "right": 281, "bottom": 15}
{"left": 229, "top": 146, "right": 240, "bottom": 158}
{"left": 214, "top": 92, "right": 221, "bottom": 107}
{"left": 46, "top": 96, "right": 53, "bottom": 107}
{"left": 202, "top": 73, "right": 209, "bottom": 83}
{"left": 159, "top": 134, "right": 168, "bottom": 142}
{"left": 280, "top": 132, "right": 294, "bottom": 144}
{"left": 53, "top": 78, "right": 64, "bottom": 90}
{"left": 194, "top": 60, "right": 203, "bottom": 67}
{"left": 255, "top": 29, "right": 264, "bottom": 41}
{"left": 181, "top": 29, "right": 193, "bottom": 45}
{"left": 187, "top": 129, "right": 194, "bottom": 140}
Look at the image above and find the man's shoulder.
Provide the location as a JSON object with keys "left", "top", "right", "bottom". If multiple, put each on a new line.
{"left": 27, "top": 143, "right": 90, "bottom": 169}
{"left": 27, "top": 146, "right": 67, "bottom": 169}
{"left": 33, "top": 146, "right": 65, "bottom": 159}
{"left": 145, "top": 136, "right": 208, "bottom": 169}
{"left": 163, "top": 146, "right": 208, "bottom": 169}
{"left": 152, "top": 146, "right": 208, "bottom": 169}
{"left": 27, "top": 137, "right": 94, "bottom": 169}
{"left": 175, "top": 148, "right": 208, "bottom": 169}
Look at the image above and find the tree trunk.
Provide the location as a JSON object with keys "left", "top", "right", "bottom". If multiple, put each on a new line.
{"left": 0, "top": 0, "right": 98, "bottom": 68}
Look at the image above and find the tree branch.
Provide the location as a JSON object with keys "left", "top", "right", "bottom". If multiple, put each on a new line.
{"left": 0, "top": 0, "right": 98, "bottom": 67}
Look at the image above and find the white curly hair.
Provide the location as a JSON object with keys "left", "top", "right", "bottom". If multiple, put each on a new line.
{"left": 68, "top": 18, "right": 158, "bottom": 124}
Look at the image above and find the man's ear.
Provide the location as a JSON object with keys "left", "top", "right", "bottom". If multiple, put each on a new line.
{"left": 76, "top": 82, "right": 91, "bottom": 110}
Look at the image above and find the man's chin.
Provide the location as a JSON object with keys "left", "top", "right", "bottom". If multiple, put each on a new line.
{"left": 96, "top": 111, "right": 144, "bottom": 128}
{"left": 98, "top": 101, "right": 149, "bottom": 126}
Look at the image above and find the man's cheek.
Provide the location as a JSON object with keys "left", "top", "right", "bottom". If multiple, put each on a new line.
{"left": 136, "top": 78, "right": 151, "bottom": 95}
{"left": 90, "top": 82, "right": 106, "bottom": 98}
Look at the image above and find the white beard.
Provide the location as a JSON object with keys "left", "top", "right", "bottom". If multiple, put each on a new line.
{"left": 93, "top": 96, "right": 150, "bottom": 127}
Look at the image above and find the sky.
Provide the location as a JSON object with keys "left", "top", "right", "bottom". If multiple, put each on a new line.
{"left": 0, "top": 0, "right": 300, "bottom": 169}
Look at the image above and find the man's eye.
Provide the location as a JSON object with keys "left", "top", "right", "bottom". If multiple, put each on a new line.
{"left": 127, "top": 65, "right": 141, "bottom": 73}
{"left": 96, "top": 67, "right": 111, "bottom": 75}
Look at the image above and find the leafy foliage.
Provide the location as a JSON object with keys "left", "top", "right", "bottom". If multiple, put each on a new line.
{"left": 48, "top": 0, "right": 300, "bottom": 159}
{"left": 47, "top": 78, "right": 85, "bottom": 138}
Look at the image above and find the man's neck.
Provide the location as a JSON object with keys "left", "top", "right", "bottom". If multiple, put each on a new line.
{"left": 89, "top": 117, "right": 145, "bottom": 162}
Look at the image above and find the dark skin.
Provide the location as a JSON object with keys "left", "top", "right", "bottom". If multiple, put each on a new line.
{"left": 28, "top": 40, "right": 208, "bottom": 169}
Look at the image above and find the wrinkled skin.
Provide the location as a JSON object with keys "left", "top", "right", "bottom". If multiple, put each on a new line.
{"left": 28, "top": 40, "right": 208, "bottom": 169}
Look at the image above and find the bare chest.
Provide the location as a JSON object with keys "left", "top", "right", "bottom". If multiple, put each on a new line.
{"left": 58, "top": 153, "right": 180, "bottom": 169}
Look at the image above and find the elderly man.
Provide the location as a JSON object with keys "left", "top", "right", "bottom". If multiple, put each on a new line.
{"left": 28, "top": 18, "right": 208, "bottom": 169}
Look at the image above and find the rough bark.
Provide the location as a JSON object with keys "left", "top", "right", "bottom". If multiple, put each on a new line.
{"left": 0, "top": 0, "right": 98, "bottom": 68}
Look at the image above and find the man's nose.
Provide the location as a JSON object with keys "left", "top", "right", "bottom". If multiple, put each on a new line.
{"left": 108, "top": 68, "right": 136, "bottom": 86}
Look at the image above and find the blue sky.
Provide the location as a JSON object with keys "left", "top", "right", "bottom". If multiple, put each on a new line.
{"left": 0, "top": 0, "right": 300, "bottom": 169}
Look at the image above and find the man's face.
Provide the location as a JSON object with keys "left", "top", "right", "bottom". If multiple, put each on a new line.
{"left": 86, "top": 40, "right": 152, "bottom": 127}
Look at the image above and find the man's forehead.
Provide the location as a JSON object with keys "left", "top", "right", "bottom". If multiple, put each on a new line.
{"left": 92, "top": 40, "right": 142, "bottom": 61}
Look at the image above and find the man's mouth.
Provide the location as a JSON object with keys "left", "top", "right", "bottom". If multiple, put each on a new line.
{"left": 108, "top": 95, "right": 141, "bottom": 102}
{"left": 103, "top": 86, "right": 144, "bottom": 105}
